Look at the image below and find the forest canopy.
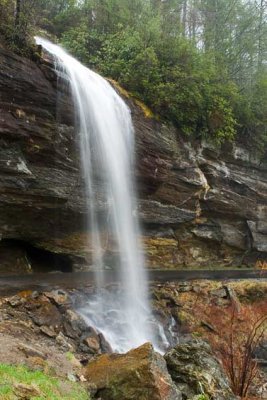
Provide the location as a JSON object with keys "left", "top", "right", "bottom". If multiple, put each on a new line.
{"left": 0, "top": 0, "right": 267, "bottom": 151}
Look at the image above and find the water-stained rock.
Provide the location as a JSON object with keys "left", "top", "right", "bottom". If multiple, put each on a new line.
{"left": 165, "top": 339, "right": 237, "bottom": 400}
{"left": 63, "top": 309, "right": 88, "bottom": 339}
{"left": 0, "top": 44, "right": 266, "bottom": 269}
{"left": 80, "top": 326, "right": 101, "bottom": 354}
{"left": 85, "top": 342, "right": 182, "bottom": 400}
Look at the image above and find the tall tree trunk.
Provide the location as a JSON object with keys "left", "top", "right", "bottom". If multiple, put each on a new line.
{"left": 15, "top": 0, "right": 21, "bottom": 27}
{"left": 258, "top": 0, "right": 265, "bottom": 69}
{"left": 182, "top": 0, "right": 187, "bottom": 36}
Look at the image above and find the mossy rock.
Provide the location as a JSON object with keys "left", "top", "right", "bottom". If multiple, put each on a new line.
{"left": 85, "top": 343, "right": 181, "bottom": 400}
{"left": 165, "top": 339, "right": 237, "bottom": 400}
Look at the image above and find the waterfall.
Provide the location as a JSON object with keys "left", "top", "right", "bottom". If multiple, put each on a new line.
{"left": 35, "top": 37, "right": 156, "bottom": 352}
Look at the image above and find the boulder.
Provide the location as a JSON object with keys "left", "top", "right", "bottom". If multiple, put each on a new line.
{"left": 165, "top": 339, "right": 237, "bottom": 400}
{"left": 85, "top": 342, "right": 182, "bottom": 400}
{"left": 80, "top": 326, "right": 101, "bottom": 354}
{"left": 44, "top": 289, "right": 70, "bottom": 307}
{"left": 31, "top": 301, "right": 62, "bottom": 327}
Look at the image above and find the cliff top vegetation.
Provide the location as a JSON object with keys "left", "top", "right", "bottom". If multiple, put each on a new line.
{"left": 0, "top": 0, "right": 266, "bottom": 154}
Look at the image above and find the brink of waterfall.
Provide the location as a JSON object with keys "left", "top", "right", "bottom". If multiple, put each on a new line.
{"left": 35, "top": 37, "right": 160, "bottom": 352}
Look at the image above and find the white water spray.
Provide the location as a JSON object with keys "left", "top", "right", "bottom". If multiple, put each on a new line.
{"left": 35, "top": 37, "right": 157, "bottom": 352}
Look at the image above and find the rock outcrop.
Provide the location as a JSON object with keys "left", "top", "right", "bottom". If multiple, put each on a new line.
{"left": 165, "top": 339, "right": 237, "bottom": 400}
{"left": 0, "top": 43, "right": 266, "bottom": 271}
{"left": 2, "top": 287, "right": 112, "bottom": 356}
{"left": 85, "top": 342, "right": 182, "bottom": 400}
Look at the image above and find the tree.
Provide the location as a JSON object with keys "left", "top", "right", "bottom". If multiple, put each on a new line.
{"left": 257, "top": 0, "right": 267, "bottom": 69}
{"left": 0, "top": 0, "right": 266, "bottom": 150}
{"left": 15, "top": 0, "right": 21, "bottom": 27}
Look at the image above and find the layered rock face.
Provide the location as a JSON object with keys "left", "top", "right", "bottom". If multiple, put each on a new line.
{"left": 0, "top": 44, "right": 84, "bottom": 271}
{"left": 135, "top": 117, "right": 267, "bottom": 268}
{"left": 0, "top": 44, "right": 266, "bottom": 271}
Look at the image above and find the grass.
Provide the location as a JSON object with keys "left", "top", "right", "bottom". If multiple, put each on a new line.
{"left": 0, "top": 364, "right": 88, "bottom": 400}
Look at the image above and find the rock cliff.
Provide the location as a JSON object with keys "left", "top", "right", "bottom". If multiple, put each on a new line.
{"left": 0, "top": 44, "right": 266, "bottom": 271}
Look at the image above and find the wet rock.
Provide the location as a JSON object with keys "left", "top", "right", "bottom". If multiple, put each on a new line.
{"left": 83, "top": 336, "right": 100, "bottom": 353}
{"left": 63, "top": 320, "right": 79, "bottom": 340}
{"left": 0, "top": 45, "right": 266, "bottom": 268}
{"left": 165, "top": 339, "right": 237, "bottom": 400}
{"left": 85, "top": 342, "right": 182, "bottom": 400}
{"left": 80, "top": 326, "right": 101, "bottom": 354}
{"left": 63, "top": 309, "right": 87, "bottom": 339}
{"left": 65, "top": 309, "right": 88, "bottom": 330}
{"left": 99, "top": 332, "right": 113, "bottom": 354}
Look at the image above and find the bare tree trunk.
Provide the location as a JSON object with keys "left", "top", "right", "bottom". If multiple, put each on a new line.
{"left": 188, "top": 0, "right": 198, "bottom": 42}
{"left": 258, "top": 0, "right": 265, "bottom": 69}
{"left": 15, "top": 0, "right": 21, "bottom": 27}
{"left": 182, "top": 0, "right": 187, "bottom": 36}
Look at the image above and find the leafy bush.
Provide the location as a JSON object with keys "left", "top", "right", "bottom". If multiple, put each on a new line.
{"left": 62, "top": 24, "right": 238, "bottom": 143}
{"left": 0, "top": 0, "right": 266, "bottom": 152}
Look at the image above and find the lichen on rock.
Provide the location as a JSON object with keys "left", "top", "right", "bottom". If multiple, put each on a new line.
{"left": 85, "top": 342, "right": 182, "bottom": 400}
{"left": 165, "top": 339, "right": 237, "bottom": 400}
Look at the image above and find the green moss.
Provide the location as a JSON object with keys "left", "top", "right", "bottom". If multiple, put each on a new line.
{"left": 0, "top": 364, "right": 88, "bottom": 400}
{"left": 196, "top": 395, "right": 210, "bottom": 400}
{"left": 65, "top": 352, "right": 75, "bottom": 362}
{"left": 192, "top": 331, "right": 203, "bottom": 338}
{"left": 228, "top": 281, "right": 267, "bottom": 303}
{"left": 178, "top": 310, "right": 191, "bottom": 324}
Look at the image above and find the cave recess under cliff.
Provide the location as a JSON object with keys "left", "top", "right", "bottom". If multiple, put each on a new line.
{"left": 0, "top": 239, "right": 73, "bottom": 275}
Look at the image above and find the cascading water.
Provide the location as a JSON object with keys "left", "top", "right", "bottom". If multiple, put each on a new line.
{"left": 35, "top": 37, "right": 159, "bottom": 352}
